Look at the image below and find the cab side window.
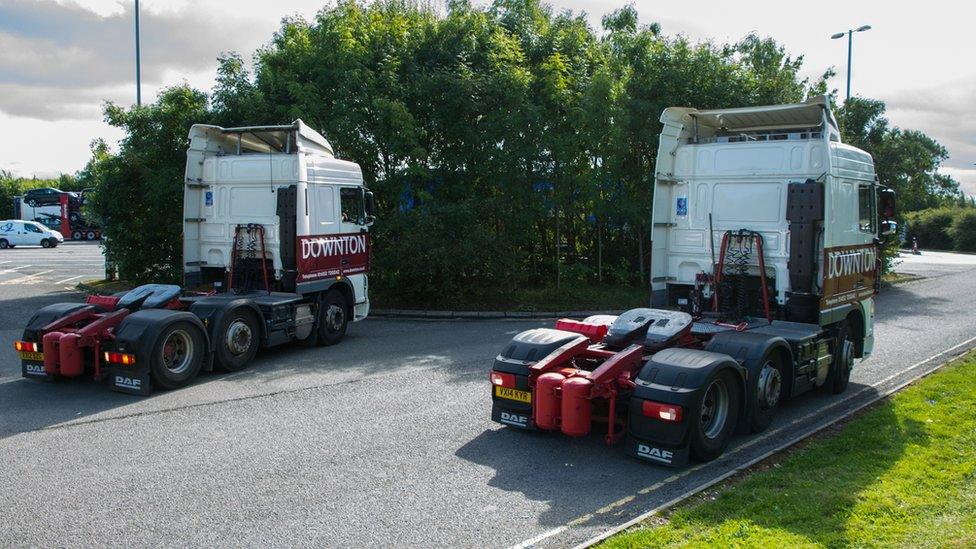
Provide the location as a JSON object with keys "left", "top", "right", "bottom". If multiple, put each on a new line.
{"left": 858, "top": 185, "right": 875, "bottom": 233}
{"left": 340, "top": 187, "right": 364, "bottom": 224}
{"left": 24, "top": 224, "right": 42, "bottom": 233}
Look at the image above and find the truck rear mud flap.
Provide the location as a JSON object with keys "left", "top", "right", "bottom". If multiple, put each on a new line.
{"left": 491, "top": 401, "right": 534, "bottom": 430}
{"left": 21, "top": 360, "right": 48, "bottom": 379}
{"left": 624, "top": 434, "right": 690, "bottom": 467}
{"left": 107, "top": 368, "right": 151, "bottom": 396}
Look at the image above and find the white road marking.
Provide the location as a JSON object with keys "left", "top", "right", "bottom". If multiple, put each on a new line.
{"left": 510, "top": 334, "right": 976, "bottom": 549}
{"left": 0, "top": 265, "right": 30, "bottom": 274}
{"left": 53, "top": 275, "right": 84, "bottom": 285}
{"left": 1, "top": 270, "right": 54, "bottom": 285}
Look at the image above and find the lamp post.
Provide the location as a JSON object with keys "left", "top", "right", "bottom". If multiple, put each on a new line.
{"left": 831, "top": 25, "right": 871, "bottom": 102}
{"left": 135, "top": 0, "right": 141, "bottom": 106}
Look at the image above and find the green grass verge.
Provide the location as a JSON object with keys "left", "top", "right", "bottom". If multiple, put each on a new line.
{"left": 601, "top": 352, "right": 976, "bottom": 548}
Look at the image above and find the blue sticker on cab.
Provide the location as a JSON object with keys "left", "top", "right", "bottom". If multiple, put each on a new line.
{"left": 205, "top": 191, "right": 213, "bottom": 206}
{"left": 676, "top": 196, "right": 687, "bottom": 217}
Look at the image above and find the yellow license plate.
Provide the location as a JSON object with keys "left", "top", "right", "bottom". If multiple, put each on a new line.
{"left": 19, "top": 351, "right": 43, "bottom": 362}
{"left": 495, "top": 386, "right": 532, "bottom": 404}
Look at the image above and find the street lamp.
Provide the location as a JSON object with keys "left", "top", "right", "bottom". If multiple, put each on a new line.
{"left": 831, "top": 24, "right": 872, "bottom": 102}
{"left": 135, "top": 0, "right": 141, "bottom": 106}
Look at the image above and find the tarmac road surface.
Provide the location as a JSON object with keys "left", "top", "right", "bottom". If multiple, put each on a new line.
{"left": 0, "top": 249, "right": 974, "bottom": 547}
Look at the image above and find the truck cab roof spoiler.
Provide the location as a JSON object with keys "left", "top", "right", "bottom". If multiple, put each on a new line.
{"left": 187, "top": 119, "right": 334, "bottom": 157}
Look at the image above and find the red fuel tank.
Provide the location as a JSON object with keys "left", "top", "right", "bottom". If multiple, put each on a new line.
{"left": 42, "top": 331, "right": 64, "bottom": 376}
{"left": 534, "top": 372, "right": 565, "bottom": 431}
{"left": 560, "top": 376, "right": 593, "bottom": 437}
{"left": 58, "top": 333, "right": 85, "bottom": 377}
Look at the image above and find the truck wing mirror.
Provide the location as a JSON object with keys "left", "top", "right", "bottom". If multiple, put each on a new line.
{"left": 364, "top": 190, "right": 376, "bottom": 225}
{"left": 878, "top": 187, "right": 896, "bottom": 220}
{"left": 880, "top": 219, "right": 897, "bottom": 237}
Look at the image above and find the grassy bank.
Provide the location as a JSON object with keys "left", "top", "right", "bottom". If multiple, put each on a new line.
{"left": 602, "top": 351, "right": 976, "bottom": 548}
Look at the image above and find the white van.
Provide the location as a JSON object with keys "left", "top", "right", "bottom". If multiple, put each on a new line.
{"left": 0, "top": 220, "right": 64, "bottom": 249}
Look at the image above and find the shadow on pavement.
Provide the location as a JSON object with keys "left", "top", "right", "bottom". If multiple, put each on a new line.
{"left": 454, "top": 382, "right": 905, "bottom": 532}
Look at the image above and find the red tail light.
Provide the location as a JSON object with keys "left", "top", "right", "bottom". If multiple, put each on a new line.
{"left": 103, "top": 351, "right": 137, "bottom": 365}
{"left": 14, "top": 341, "right": 39, "bottom": 352}
{"left": 642, "top": 400, "right": 683, "bottom": 422}
{"left": 490, "top": 371, "right": 515, "bottom": 388}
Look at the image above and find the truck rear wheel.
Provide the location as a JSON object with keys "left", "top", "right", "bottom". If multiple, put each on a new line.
{"left": 689, "top": 369, "right": 741, "bottom": 462}
{"left": 750, "top": 352, "right": 785, "bottom": 433}
{"left": 215, "top": 309, "right": 260, "bottom": 371}
{"left": 318, "top": 290, "right": 349, "bottom": 346}
{"left": 149, "top": 321, "right": 205, "bottom": 390}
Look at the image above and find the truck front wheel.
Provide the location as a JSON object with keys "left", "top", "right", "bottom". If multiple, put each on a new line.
{"left": 149, "top": 321, "right": 205, "bottom": 390}
{"left": 215, "top": 309, "right": 260, "bottom": 371}
{"left": 318, "top": 290, "right": 349, "bottom": 346}
{"left": 689, "top": 369, "right": 741, "bottom": 462}
{"left": 828, "top": 321, "right": 855, "bottom": 394}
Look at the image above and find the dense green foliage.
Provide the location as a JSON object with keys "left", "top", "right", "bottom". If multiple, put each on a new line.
{"left": 905, "top": 207, "right": 976, "bottom": 252}
{"left": 76, "top": 0, "right": 962, "bottom": 298}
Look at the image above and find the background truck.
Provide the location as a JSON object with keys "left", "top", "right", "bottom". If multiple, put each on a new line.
{"left": 17, "top": 120, "right": 375, "bottom": 394}
{"left": 489, "top": 96, "right": 897, "bottom": 466}
{"left": 13, "top": 190, "right": 102, "bottom": 241}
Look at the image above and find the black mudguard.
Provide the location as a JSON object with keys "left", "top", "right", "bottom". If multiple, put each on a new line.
{"left": 20, "top": 303, "right": 97, "bottom": 381}
{"left": 490, "top": 327, "right": 583, "bottom": 430}
{"left": 625, "top": 348, "right": 746, "bottom": 467}
{"left": 704, "top": 331, "right": 792, "bottom": 434}
{"left": 107, "top": 309, "right": 209, "bottom": 395}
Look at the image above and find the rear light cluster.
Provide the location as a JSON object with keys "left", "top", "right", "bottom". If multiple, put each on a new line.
{"left": 642, "top": 400, "right": 683, "bottom": 422}
{"left": 14, "top": 341, "right": 39, "bottom": 352}
{"left": 490, "top": 371, "right": 515, "bottom": 388}
{"left": 104, "top": 352, "right": 137, "bottom": 365}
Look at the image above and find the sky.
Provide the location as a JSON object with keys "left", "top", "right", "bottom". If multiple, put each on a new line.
{"left": 1, "top": 0, "right": 974, "bottom": 195}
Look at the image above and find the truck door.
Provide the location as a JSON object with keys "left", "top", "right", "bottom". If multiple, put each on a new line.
{"left": 338, "top": 187, "right": 369, "bottom": 303}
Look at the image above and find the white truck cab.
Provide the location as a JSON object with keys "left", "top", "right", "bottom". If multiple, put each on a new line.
{"left": 182, "top": 120, "right": 374, "bottom": 321}
{"left": 651, "top": 96, "right": 894, "bottom": 359}
{"left": 0, "top": 220, "right": 64, "bottom": 249}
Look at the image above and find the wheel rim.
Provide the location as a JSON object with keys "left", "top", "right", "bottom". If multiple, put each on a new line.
{"left": 161, "top": 329, "right": 193, "bottom": 374}
{"left": 325, "top": 303, "right": 345, "bottom": 333}
{"left": 757, "top": 360, "right": 782, "bottom": 410}
{"left": 700, "top": 378, "right": 730, "bottom": 440}
{"left": 225, "top": 320, "right": 253, "bottom": 355}
{"left": 0, "top": 240, "right": 7, "bottom": 249}
{"left": 41, "top": 240, "right": 50, "bottom": 248}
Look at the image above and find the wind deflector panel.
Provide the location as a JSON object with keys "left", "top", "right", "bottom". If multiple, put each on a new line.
{"left": 786, "top": 181, "right": 824, "bottom": 294}
{"left": 277, "top": 185, "right": 298, "bottom": 292}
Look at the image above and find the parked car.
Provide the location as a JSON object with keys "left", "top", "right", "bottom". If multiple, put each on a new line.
{"left": 23, "top": 187, "right": 80, "bottom": 207}
{"left": 0, "top": 220, "right": 64, "bottom": 248}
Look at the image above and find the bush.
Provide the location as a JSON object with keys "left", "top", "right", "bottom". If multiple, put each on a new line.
{"left": 948, "top": 209, "right": 976, "bottom": 252}
{"left": 905, "top": 208, "right": 956, "bottom": 250}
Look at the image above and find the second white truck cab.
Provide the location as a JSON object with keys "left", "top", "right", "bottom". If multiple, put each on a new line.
{"left": 0, "top": 220, "right": 64, "bottom": 249}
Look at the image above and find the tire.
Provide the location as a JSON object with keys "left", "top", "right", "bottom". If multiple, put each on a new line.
{"left": 26, "top": 199, "right": 36, "bottom": 207}
{"left": 214, "top": 309, "right": 260, "bottom": 371}
{"left": 827, "top": 321, "right": 855, "bottom": 394}
{"left": 749, "top": 351, "right": 785, "bottom": 433}
{"left": 41, "top": 239, "right": 52, "bottom": 248}
{"left": 148, "top": 321, "right": 205, "bottom": 390}
{"left": 86, "top": 231, "right": 96, "bottom": 240}
{"left": 0, "top": 239, "right": 9, "bottom": 249}
{"left": 69, "top": 212, "right": 81, "bottom": 223}
{"left": 689, "top": 369, "right": 741, "bottom": 462}
{"left": 317, "top": 289, "right": 349, "bottom": 346}
{"left": 72, "top": 231, "right": 82, "bottom": 240}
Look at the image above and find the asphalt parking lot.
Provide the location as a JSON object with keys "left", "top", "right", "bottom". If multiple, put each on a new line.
{"left": 0, "top": 249, "right": 975, "bottom": 547}
{"left": 0, "top": 240, "right": 105, "bottom": 288}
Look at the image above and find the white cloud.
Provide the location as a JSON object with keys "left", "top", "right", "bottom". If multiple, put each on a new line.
{"left": 1, "top": 0, "right": 974, "bottom": 187}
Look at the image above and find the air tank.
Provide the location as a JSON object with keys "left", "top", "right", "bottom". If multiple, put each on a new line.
{"left": 560, "top": 376, "right": 593, "bottom": 437}
{"left": 534, "top": 372, "right": 565, "bottom": 431}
